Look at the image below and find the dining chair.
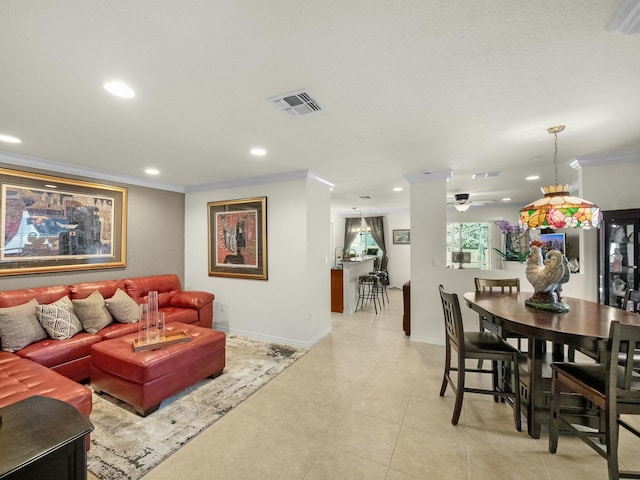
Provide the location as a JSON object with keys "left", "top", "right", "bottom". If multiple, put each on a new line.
{"left": 620, "top": 289, "right": 640, "bottom": 370}
{"left": 549, "top": 321, "right": 640, "bottom": 480}
{"left": 474, "top": 277, "right": 526, "bottom": 367}
{"left": 438, "top": 285, "right": 522, "bottom": 431}
{"left": 622, "top": 289, "right": 640, "bottom": 313}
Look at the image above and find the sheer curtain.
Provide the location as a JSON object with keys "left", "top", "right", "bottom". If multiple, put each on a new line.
{"left": 364, "top": 216, "right": 386, "bottom": 254}
{"left": 343, "top": 218, "right": 360, "bottom": 254}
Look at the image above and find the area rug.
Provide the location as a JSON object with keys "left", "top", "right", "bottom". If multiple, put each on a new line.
{"left": 87, "top": 334, "right": 307, "bottom": 480}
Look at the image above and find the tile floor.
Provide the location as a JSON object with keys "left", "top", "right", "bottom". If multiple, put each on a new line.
{"left": 89, "top": 287, "right": 638, "bottom": 479}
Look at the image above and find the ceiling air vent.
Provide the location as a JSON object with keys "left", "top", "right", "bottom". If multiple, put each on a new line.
{"left": 472, "top": 171, "right": 500, "bottom": 179}
{"left": 357, "top": 195, "right": 373, "bottom": 200}
{"left": 268, "top": 89, "right": 322, "bottom": 117}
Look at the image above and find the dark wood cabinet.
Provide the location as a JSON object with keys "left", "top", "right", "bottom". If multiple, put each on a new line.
{"left": 331, "top": 268, "right": 344, "bottom": 313}
{"left": 0, "top": 396, "right": 93, "bottom": 480}
{"left": 403, "top": 281, "right": 410, "bottom": 336}
{"left": 598, "top": 209, "right": 640, "bottom": 308}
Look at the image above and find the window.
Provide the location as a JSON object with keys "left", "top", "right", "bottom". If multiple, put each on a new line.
{"left": 446, "top": 222, "right": 490, "bottom": 269}
{"left": 348, "top": 230, "right": 381, "bottom": 257}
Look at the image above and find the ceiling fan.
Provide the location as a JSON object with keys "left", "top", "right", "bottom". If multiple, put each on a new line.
{"left": 453, "top": 193, "right": 472, "bottom": 212}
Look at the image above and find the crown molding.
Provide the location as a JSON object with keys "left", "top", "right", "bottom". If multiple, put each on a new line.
{"left": 0, "top": 150, "right": 185, "bottom": 193}
{"left": 607, "top": 0, "right": 640, "bottom": 34}
{"left": 570, "top": 150, "right": 640, "bottom": 168}
{"left": 185, "top": 169, "right": 334, "bottom": 193}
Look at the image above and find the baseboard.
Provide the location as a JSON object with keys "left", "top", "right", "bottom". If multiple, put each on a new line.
{"left": 409, "top": 335, "right": 445, "bottom": 346}
{"left": 213, "top": 325, "right": 331, "bottom": 349}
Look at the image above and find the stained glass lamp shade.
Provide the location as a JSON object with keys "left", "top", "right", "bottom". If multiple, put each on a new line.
{"left": 519, "top": 183, "right": 602, "bottom": 229}
{"left": 518, "top": 125, "right": 602, "bottom": 230}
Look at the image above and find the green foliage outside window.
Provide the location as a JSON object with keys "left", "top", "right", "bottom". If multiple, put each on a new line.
{"left": 446, "top": 222, "right": 490, "bottom": 269}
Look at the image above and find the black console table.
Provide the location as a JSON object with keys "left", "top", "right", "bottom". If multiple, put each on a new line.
{"left": 0, "top": 396, "right": 93, "bottom": 480}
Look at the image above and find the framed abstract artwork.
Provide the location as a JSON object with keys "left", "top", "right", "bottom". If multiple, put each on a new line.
{"left": 207, "top": 196, "right": 267, "bottom": 280}
{"left": 0, "top": 168, "right": 127, "bottom": 275}
{"left": 393, "top": 229, "right": 410, "bottom": 245}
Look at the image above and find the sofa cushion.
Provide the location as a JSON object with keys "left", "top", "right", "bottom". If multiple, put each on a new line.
{"left": 105, "top": 288, "right": 141, "bottom": 324}
{"left": 98, "top": 321, "right": 142, "bottom": 340}
{"left": 0, "top": 285, "right": 71, "bottom": 308}
{"left": 69, "top": 279, "right": 127, "bottom": 301}
{"left": 0, "top": 299, "right": 48, "bottom": 352}
{"left": 36, "top": 296, "right": 82, "bottom": 340}
{"left": 0, "top": 351, "right": 93, "bottom": 417}
{"left": 72, "top": 290, "right": 113, "bottom": 334}
{"left": 159, "top": 307, "right": 199, "bottom": 325}
{"left": 16, "top": 332, "right": 101, "bottom": 369}
{"left": 124, "top": 274, "right": 182, "bottom": 306}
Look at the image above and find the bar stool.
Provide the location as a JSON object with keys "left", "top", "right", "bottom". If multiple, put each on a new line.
{"left": 369, "top": 257, "right": 389, "bottom": 306}
{"left": 356, "top": 274, "right": 381, "bottom": 314}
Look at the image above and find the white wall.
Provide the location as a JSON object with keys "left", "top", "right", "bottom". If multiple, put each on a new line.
{"left": 385, "top": 210, "right": 411, "bottom": 288}
{"left": 581, "top": 160, "right": 640, "bottom": 302}
{"left": 409, "top": 179, "right": 447, "bottom": 344}
{"left": 184, "top": 173, "right": 332, "bottom": 348}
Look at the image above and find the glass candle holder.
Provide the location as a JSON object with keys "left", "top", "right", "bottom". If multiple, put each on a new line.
{"left": 157, "top": 312, "right": 165, "bottom": 340}
{"left": 138, "top": 304, "right": 149, "bottom": 344}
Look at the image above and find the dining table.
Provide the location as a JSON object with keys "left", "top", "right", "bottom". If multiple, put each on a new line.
{"left": 463, "top": 290, "right": 640, "bottom": 439}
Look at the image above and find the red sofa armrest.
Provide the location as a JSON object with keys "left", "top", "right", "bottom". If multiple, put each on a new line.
{"left": 170, "top": 291, "right": 214, "bottom": 309}
{"left": 169, "top": 291, "right": 214, "bottom": 328}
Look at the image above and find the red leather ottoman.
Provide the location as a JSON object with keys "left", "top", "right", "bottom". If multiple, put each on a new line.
{"left": 89, "top": 323, "right": 225, "bottom": 416}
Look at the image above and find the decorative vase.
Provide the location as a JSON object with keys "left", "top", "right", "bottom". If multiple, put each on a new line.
{"left": 502, "top": 261, "right": 525, "bottom": 272}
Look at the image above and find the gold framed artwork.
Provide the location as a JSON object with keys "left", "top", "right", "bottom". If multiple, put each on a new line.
{"left": 207, "top": 196, "right": 267, "bottom": 280}
{"left": 0, "top": 168, "right": 127, "bottom": 275}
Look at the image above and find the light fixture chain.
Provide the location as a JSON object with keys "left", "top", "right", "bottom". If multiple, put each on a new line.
{"left": 553, "top": 132, "right": 559, "bottom": 185}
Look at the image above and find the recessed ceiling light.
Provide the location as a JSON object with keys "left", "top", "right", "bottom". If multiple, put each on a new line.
{"left": 250, "top": 148, "right": 267, "bottom": 156}
{"left": 0, "top": 134, "right": 21, "bottom": 144}
{"left": 104, "top": 81, "right": 135, "bottom": 98}
{"left": 145, "top": 168, "right": 160, "bottom": 175}
{"left": 45, "top": 184, "right": 58, "bottom": 189}
{"left": 393, "top": 187, "right": 403, "bottom": 192}
{"left": 526, "top": 175, "right": 540, "bottom": 181}
{"left": 502, "top": 197, "right": 511, "bottom": 201}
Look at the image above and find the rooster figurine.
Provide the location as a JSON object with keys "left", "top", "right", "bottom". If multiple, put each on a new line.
{"left": 525, "top": 239, "right": 571, "bottom": 312}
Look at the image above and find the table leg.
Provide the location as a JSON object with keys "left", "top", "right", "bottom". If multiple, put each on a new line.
{"left": 527, "top": 337, "right": 545, "bottom": 439}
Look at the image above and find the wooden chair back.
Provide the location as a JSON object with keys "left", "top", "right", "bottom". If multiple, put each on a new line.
{"left": 439, "top": 285, "right": 464, "bottom": 352}
{"left": 609, "top": 321, "right": 640, "bottom": 408}
{"left": 622, "top": 289, "right": 640, "bottom": 314}
{"left": 474, "top": 277, "right": 520, "bottom": 293}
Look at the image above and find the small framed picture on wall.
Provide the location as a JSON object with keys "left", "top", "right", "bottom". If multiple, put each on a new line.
{"left": 393, "top": 229, "right": 410, "bottom": 245}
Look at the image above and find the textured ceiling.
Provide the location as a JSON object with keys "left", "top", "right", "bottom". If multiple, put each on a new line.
{"left": 1, "top": 1, "right": 638, "bottom": 214}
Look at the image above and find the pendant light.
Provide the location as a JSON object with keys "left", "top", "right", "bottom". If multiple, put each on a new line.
{"left": 350, "top": 208, "right": 371, "bottom": 235}
{"left": 519, "top": 125, "right": 602, "bottom": 230}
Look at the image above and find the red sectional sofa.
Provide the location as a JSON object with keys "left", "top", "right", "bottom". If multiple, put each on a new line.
{"left": 0, "top": 273, "right": 214, "bottom": 419}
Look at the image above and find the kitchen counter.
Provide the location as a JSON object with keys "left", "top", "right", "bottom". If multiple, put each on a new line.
{"left": 331, "top": 257, "right": 375, "bottom": 314}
